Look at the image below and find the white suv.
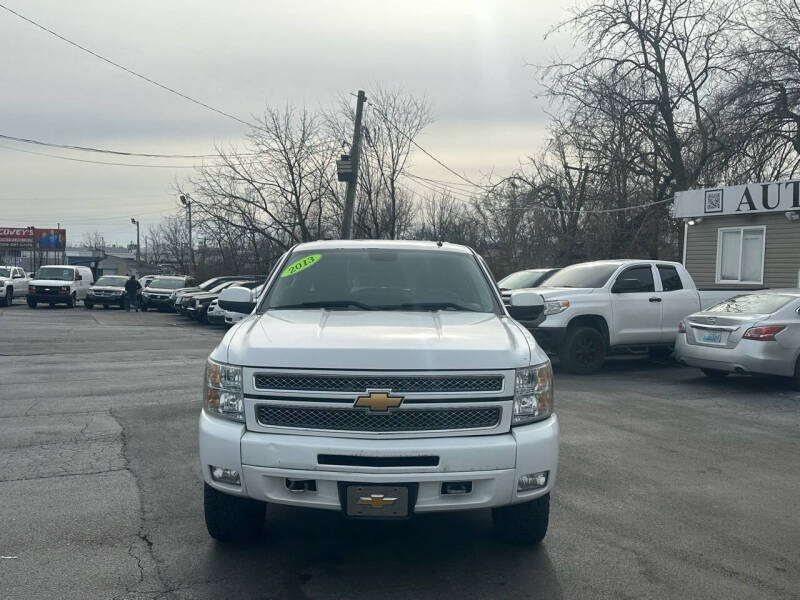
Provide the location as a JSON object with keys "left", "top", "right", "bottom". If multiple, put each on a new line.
{"left": 199, "top": 240, "right": 558, "bottom": 544}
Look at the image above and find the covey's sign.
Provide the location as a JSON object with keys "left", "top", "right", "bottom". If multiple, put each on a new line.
{"left": 674, "top": 180, "right": 800, "bottom": 218}
{"left": 0, "top": 227, "right": 34, "bottom": 248}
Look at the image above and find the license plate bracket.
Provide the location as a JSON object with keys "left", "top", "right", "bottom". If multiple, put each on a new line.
{"left": 339, "top": 483, "right": 417, "bottom": 519}
{"left": 701, "top": 331, "right": 723, "bottom": 344}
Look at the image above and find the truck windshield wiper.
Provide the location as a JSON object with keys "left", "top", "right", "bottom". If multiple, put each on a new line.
{"left": 268, "top": 301, "right": 376, "bottom": 311}
{"left": 379, "top": 302, "right": 480, "bottom": 312}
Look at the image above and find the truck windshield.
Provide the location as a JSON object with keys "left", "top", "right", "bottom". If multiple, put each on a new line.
{"left": 35, "top": 267, "right": 75, "bottom": 281}
{"left": 264, "top": 248, "right": 498, "bottom": 313}
{"left": 707, "top": 294, "right": 793, "bottom": 314}
{"left": 540, "top": 263, "right": 620, "bottom": 288}
{"left": 498, "top": 269, "right": 552, "bottom": 290}
{"left": 94, "top": 276, "right": 127, "bottom": 287}
{"left": 0, "top": 268, "right": 10, "bottom": 277}
{"left": 149, "top": 278, "right": 186, "bottom": 290}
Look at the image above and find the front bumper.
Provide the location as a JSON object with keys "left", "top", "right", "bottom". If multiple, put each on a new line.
{"left": 141, "top": 295, "right": 172, "bottom": 308}
{"left": 87, "top": 294, "right": 125, "bottom": 304}
{"left": 28, "top": 292, "right": 72, "bottom": 304}
{"left": 675, "top": 334, "right": 795, "bottom": 377}
{"left": 199, "top": 411, "right": 558, "bottom": 512}
{"left": 207, "top": 311, "right": 226, "bottom": 324}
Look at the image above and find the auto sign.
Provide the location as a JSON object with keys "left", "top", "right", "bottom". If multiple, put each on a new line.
{"left": 0, "top": 227, "right": 34, "bottom": 249}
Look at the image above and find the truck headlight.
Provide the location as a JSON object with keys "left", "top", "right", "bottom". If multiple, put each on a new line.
{"left": 204, "top": 358, "right": 244, "bottom": 422}
{"left": 544, "top": 300, "right": 570, "bottom": 315}
{"left": 513, "top": 362, "right": 554, "bottom": 425}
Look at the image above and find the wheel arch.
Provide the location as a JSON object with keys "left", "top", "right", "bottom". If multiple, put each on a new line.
{"left": 565, "top": 314, "right": 610, "bottom": 347}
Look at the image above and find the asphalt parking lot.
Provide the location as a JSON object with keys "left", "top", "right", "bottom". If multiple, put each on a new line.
{"left": 1, "top": 303, "right": 798, "bottom": 600}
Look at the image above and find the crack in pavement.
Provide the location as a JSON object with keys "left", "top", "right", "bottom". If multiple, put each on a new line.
{"left": 110, "top": 407, "right": 179, "bottom": 600}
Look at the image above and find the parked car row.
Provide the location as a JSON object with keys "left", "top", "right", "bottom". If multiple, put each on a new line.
{"left": 500, "top": 260, "right": 800, "bottom": 386}
{"left": 172, "top": 277, "right": 265, "bottom": 324}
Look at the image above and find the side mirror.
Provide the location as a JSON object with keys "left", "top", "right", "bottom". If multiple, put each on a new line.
{"left": 611, "top": 278, "right": 642, "bottom": 294}
{"left": 507, "top": 290, "right": 544, "bottom": 322}
{"left": 219, "top": 286, "right": 256, "bottom": 314}
{"left": 75, "top": 274, "right": 82, "bottom": 281}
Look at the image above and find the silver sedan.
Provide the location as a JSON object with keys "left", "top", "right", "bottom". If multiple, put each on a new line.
{"left": 675, "top": 290, "right": 800, "bottom": 387}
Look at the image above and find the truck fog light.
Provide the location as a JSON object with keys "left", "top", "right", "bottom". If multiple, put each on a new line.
{"left": 210, "top": 465, "right": 240, "bottom": 485}
{"left": 518, "top": 471, "right": 548, "bottom": 492}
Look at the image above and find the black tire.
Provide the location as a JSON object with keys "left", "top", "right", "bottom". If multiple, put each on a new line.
{"left": 791, "top": 358, "right": 800, "bottom": 391}
{"left": 648, "top": 346, "right": 673, "bottom": 361}
{"left": 66, "top": 294, "right": 75, "bottom": 309}
{"left": 49, "top": 303, "right": 55, "bottom": 308}
{"left": 492, "top": 493, "right": 550, "bottom": 545}
{"left": 2, "top": 289, "right": 11, "bottom": 306}
{"left": 140, "top": 305, "right": 148, "bottom": 312}
{"left": 203, "top": 483, "right": 265, "bottom": 543}
{"left": 85, "top": 301, "right": 94, "bottom": 309}
{"left": 28, "top": 300, "right": 37, "bottom": 309}
{"left": 559, "top": 326, "right": 606, "bottom": 374}
{"left": 701, "top": 368, "right": 729, "bottom": 379}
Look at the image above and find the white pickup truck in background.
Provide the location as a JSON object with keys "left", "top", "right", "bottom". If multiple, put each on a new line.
{"left": 527, "top": 260, "right": 742, "bottom": 373}
{"left": 0, "top": 266, "right": 30, "bottom": 306}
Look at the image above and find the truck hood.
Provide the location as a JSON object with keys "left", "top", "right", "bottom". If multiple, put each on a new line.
{"left": 29, "top": 279, "right": 72, "bottom": 287}
{"left": 533, "top": 287, "right": 596, "bottom": 299}
{"left": 222, "top": 310, "right": 537, "bottom": 370}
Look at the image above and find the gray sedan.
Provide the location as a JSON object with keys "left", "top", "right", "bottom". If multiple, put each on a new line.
{"left": 675, "top": 290, "right": 800, "bottom": 387}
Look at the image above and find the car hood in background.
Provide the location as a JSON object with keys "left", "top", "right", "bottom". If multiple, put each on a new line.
{"left": 531, "top": 287, "right": 596, "bottom": 298}
{"left": 29, "top": 279, "right": 74, "bottom": 287}
{"left": 223, "top": 310, "right": 537, "bottom": 370}
{"left": 90, "top": 286, "right": 125, "bottom": 292}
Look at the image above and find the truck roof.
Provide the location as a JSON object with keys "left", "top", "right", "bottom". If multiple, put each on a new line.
{"left": 572, "top": 259, "right": 684, "bottom": 267}
{"left": 292, "top": 239, "right": 474, "bottom": 254}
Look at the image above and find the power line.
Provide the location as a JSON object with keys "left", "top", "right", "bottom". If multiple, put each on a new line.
{"left": 0, "top": 2, "right": 255, "bottom": 128}
{"left": 0, "top": 132, "right": 252, "bottom": 159}
{"left": 366, "top": 101, "right": 491, "bottom": 191}
{"left": 0, "top": 144, "right": 198, "bottom": 168}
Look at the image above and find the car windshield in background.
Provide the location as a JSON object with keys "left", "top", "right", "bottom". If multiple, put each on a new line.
{"left": 94, "top": 276, "right": 127, "bottom": 287}
{"left": 265, "top": 248, "right": 498, "bottom": 313}
{"left": 541, "top": 263, "right": 620, "bottom": 288}
{"left": 708, "top": 294, "right": 794, "bottom": 314}
{"left": 0, "top": 268, "right": 10, "bottom": 277}
{"left": 498, "top": 269, "right": 551, "bottom": 290}
{"left": 35, "top": 267, "right": 74, "bottom": 281}
{"left": 198, "top": 278, "right": 218, "bottom": 289}
{"left": 149, "top": 278, "right": 186, "bottom": 290}
{"left": 209, "top": 281, "right": 239, "bottom": 293}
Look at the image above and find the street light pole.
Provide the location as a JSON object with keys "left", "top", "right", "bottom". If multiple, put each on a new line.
{"left": 179, "top": 194, "right": 194, "bottom": 272}
{"left": 130, "top": 218, "right": 140, "bottom": 262}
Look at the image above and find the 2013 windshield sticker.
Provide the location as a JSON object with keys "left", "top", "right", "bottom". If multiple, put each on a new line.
{"left": 281, "top": 254, "right": 321, "bottom": 277}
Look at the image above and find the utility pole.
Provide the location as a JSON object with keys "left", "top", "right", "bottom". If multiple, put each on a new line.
{"left": 179, "top": 194, "right": 194, "bottom": 272}
{"left": 130, "top": 218, "right": 140, "bottom": 262}
{"left": 341, "top": 90, "right": 366, "bottom": 240}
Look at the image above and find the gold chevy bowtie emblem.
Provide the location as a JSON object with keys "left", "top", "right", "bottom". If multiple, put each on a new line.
{"left": 359, "top": 494, "right": 398, "bottom": 508}
{"left": 354, "top": 390, "right": 404, "bottom": 412}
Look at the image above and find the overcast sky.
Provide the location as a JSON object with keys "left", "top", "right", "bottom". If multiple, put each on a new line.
{"left": 0, "top": 0, "right": 572, "bottom": 244}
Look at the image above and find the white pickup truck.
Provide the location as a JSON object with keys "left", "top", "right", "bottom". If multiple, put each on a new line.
{"left": 528, "top": 260, "right": 740, "bottom": 373}
{"left": 0, "top": 266, "right": 30, "bottom": 306}
{"left": 199, "top": 240, "right": 558, "bottom": 544}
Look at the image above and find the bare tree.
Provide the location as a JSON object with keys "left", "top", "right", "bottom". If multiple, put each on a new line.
{"left": 81, "top": 231, "right": 104, "bottom": 250}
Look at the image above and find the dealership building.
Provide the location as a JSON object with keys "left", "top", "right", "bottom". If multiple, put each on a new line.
{"left": 676, "top": 180, "right": 800, "bottom": 290}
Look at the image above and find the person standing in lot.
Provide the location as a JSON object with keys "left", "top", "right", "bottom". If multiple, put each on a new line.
{"left": 125, "top": 274, "right": 141, "bottom": 312}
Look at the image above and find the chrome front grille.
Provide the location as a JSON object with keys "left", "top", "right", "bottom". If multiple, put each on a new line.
{"left": 256, "top": 405, "right": 501, "bottom": 432}
{"left": 253, "top": 374, "right": 504, "bottom": 394}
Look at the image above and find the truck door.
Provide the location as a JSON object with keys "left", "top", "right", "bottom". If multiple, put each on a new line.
{"left": 656, "top": 264, "right": 700, "bottom": 343}
{"left": 610, "top": 264, "right": 661, "bottom": 345}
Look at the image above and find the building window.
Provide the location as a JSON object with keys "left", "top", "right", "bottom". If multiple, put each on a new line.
{"left": 715, "top": 226, "right": 765, "bottom": 284}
